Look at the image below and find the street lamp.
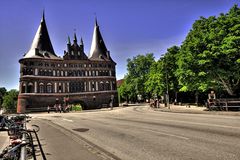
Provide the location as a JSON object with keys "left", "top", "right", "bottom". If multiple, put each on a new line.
{"left": 162, "top": 56, "right": 170, "bottom": 109}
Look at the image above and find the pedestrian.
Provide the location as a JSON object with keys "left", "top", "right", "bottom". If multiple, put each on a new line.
{"left": 109, "top": 99, "right": 113, "bottom": 110}
{"left": 59, "top": 104, "right": 62, "bottom": 113}
{"left": 47, "top": 106, "right": 50, "bottom": 113}
{"left": 157, "top": 99, "right": 160, "bottom": 108}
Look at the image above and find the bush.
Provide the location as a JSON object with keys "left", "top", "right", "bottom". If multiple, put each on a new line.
{"left": 72, "top": 104, "right": 82, "bottom": 111}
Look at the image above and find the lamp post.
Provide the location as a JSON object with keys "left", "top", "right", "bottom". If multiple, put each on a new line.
{"left": 163, "top": 56, "right": 170, "bottom": 109}
{"left": 166, "top": 73, "right": 170, "bottom": 109}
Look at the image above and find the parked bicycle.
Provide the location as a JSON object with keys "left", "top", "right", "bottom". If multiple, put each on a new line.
{"left": 0, "top": 114, "right": 46, "bottom": 160}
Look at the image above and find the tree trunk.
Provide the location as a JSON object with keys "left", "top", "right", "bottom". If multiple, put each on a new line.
{"left": 217, "top": 74, "right": 235, "bottom": 96}
{"left": 195, "top": 91, "right": 199, "bottom": 106}
{"left": 174, "top": 91, "right": 178, "bottom": 105}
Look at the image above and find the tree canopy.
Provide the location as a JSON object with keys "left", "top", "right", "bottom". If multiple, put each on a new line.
{"left": 119, "top": 5, "right": 240, "bottom": 104}
{"left": 119, "top": 53, "right": 155, "bottom": 102}
{"left": 2, "top": 89, "right": 18, "bottom": 113}
{"left": 176, "top": 4, "right": 240, "bottom": 96}
{"left": 145, "top": 46, "right": 179, "bottom": 97}
{"left": 0, "top": 87, "right": 7, "bottom": 107}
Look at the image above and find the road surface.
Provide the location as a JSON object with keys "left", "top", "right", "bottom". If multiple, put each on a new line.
{"left": 30, "top": 104, "right": 240, "bottom": 160}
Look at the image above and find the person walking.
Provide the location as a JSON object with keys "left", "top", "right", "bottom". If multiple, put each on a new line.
{"left": 59, "top": 104, "right": 62, "bottom": 113}
{"left": 109, "top": 99, "right": 113, "bottom": 110}
{"left": 47, "top": 106, "right": 50, "bottom": 113}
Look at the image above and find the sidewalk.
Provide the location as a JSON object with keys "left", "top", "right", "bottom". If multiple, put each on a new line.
{"left": 153, "top": 103, "right": 240, "bottom": 116}
{"left": 0, "top": 131, "right": 9, "bottom": 152}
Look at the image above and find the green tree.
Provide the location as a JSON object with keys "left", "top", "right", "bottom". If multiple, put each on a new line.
{"left": 145, "top": 46, "right": 179, "bottom": 102}
{"left": 118, "top": 80, "right": 132, "bottom": 103}
{"left": 0, "top": 87, "right": 7, "bottom": 106}
{"left": 2, "top": 89, "right": 18, "bottom": 113}
{"left": 177, "top": 5, "right": 240, "bottom": 97}
{"left": 124, "top": 53, "right": 155, "bottom": 101}
{"left": 163, "top": 46, "right": 180, "bottom": 101}
{"left": 145, "top": 60, "right": 165, "bottom": 97}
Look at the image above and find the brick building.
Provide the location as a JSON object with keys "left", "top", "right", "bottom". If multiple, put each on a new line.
{"left": 17, "top": 13, "right": 118, "bottom": 113}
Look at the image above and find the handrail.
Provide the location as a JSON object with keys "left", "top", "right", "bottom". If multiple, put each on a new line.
{"left": 33, "top": 129, "right": 47, "bottom": 160}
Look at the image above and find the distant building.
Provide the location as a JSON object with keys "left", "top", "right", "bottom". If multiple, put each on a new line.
{"left": 117, "top": 79, "right": 124, "bottom": 88}
{"left": 17, "top": 13, "right": 118, "bottom": 113}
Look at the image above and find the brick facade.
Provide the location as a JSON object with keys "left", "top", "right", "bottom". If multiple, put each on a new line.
{"left": 17, "top": 14, "right": 118, "bottom": 113}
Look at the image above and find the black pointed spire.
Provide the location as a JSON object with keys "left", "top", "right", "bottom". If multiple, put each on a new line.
{"left": 24, "top": 12, "right": 57, "bottom": 58}
{"left": 95, "top": 17, "right": 99, "bottom": 27}
{"left": 89, "top": 18, "right": 108, "bottom": 60}
{"left": 42, "top": 10, "right": 45, "bottom": 22}
{"left": 80, "top": 37, "right": 84, "bottom": 46}
{"left": 67, "top": 36, "right": 71, "bottom": 44}
{"left": 74, "top": 32, "right": 77, "bottom": 43}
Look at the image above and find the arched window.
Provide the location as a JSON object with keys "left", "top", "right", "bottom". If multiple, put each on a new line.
{"left": 80, "top": 82, "right": 84, "bottom": 92}
{"left": 27, "top": 82, "right": 34, "bottom": 93}
{"left": 47, "top": 83, "right": 52, "bottom": 93}
{"left": 74, "top": 71, "right": 78, "bottom": 77}
{"left": 112, "top": 81, "right": 116, "bottom": 90}
{"left": 44, "top": 70, "right": 47, "bottom": 76}
{"left": 78, "top": 70, "right": 82, "bottom": 76}
{"left": 99, "top": 81, "right": 104, "bottom": 91}
{"left": 39, "top": 83, "right": 44, "bottom": 93}
{"left": 21, "top": 83, "right": 26, "bottom": 93}
{"left": 58, "top": 83, "right": 62, "bottom": 93}
{"left": 30, "top": 69, "right": 34, "bottom": 75}
{"left": 92, "top": 82, "right": 95, "bottom": 91}
{"left": 49, "top": 70, "right": 52, "bottom": 76}
{"left": 106, "top": 81, "right": 110, "bottom": 90}
{"left": 39, "top": 69, "right": 43, "bottom": 76}
{"left": 57, "top": 70, "right": 60, "bottom": 76}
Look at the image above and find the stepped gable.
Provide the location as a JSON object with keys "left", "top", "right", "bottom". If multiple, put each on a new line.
{"left": 63, "top": 33, "right": 88, "bottom": 60}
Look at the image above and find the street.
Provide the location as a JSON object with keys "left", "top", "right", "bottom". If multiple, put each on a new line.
{"left": 30, "top": 104, "right": 240, "bottom": 160}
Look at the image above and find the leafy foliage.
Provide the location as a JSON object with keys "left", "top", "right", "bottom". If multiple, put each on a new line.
{"left": 122, "top": 5, "right": 240, "bottom": 103}
{"left": 120, "top": 53, "right": 155, "bottom": 102}
{"left": 0, "top": 87, "right": 7, "bottom": 106}
{"left": 2, "top": 89, "right": 18, "bottom": 113}
{"left": 145, "top": 46, "right": 179, "bottom": 98}
{"left": 176, "top": 5, "right": 240, "bottom": 96}
{"left": 145, "top": 61, "right": 164, "bottom": 96}
{"left": 72, "top": 104, "right": 82, "bottom": 111}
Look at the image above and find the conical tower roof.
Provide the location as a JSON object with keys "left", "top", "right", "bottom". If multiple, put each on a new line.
{"left": 23, "top": 12, "right": 59, "bottom": 59}
{"left": 89, "top": 19, "right": 109, "bottom": 60}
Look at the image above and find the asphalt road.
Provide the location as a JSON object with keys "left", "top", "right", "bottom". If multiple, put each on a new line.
{"left": 31, "top": 105, "right": 240, "bottom": 160}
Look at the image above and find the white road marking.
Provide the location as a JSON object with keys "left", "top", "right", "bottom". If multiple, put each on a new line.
{"left": 145, "top": 129, "right": 190, "bottom": 140}
{"left": 62, "top": 118, "right": 73, "bottom": 122}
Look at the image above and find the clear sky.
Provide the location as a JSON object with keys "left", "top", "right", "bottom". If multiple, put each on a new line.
{"left": 0, "top": 0, "right": 239, "bottom": 90}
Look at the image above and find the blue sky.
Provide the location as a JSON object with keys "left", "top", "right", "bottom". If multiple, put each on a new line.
{"left": 0, "top": 0, "right": 239, "bottom": 90}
